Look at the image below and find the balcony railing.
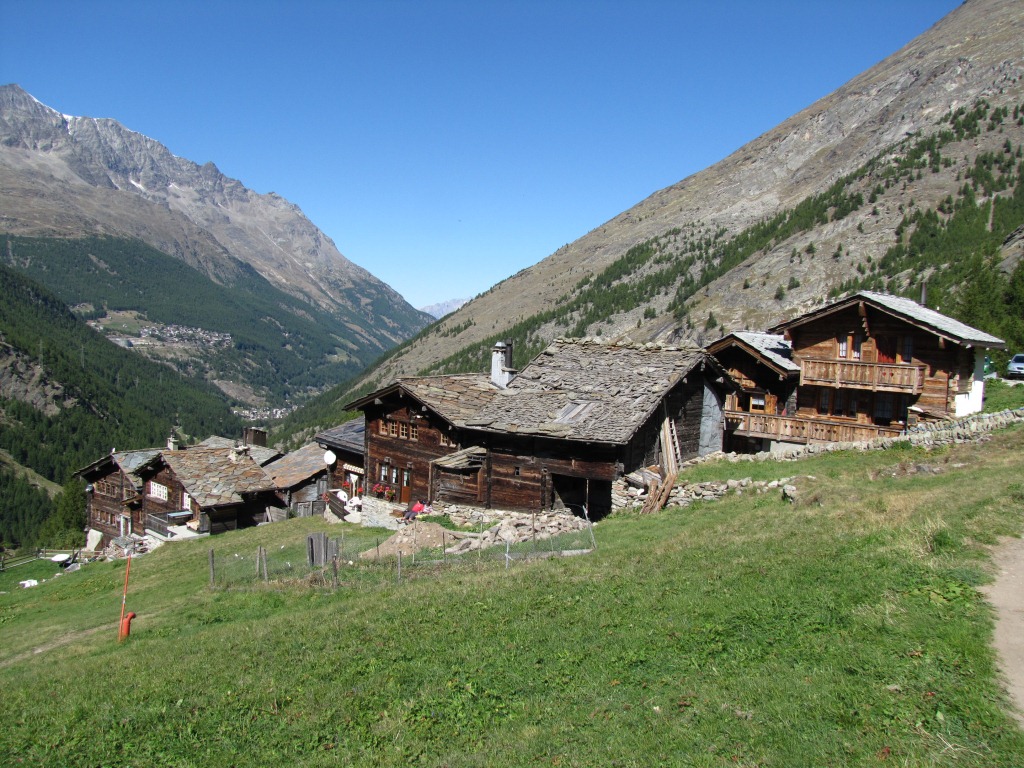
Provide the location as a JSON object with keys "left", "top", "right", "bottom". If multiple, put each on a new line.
{"left": 725, "top": 410, "right": 904, "bottom": 445}
{"left": 800, "top": 359, "right": 926, "bottom": 394}
{"left": 145, "top": 509, "right": 194, "bottom": 538}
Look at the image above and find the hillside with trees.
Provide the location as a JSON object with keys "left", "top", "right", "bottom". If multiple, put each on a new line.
{"left": 0, "top": 263, "right": 241, "bottom": 548}
{"left": 306, "top": 0, "right": 1021, "bottom": 431}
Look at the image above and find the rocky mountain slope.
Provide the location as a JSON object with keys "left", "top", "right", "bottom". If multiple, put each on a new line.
{"left": 349, "top": 0, "right": 1024, "bottom": 396}
{"left": 0, "top": 84, "right": 431, "bottom": 354}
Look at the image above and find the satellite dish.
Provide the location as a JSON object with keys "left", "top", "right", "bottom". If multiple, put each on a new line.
{"left": 323, "top": 450, "right": 337, "bottom": 466}
{"left": 51, "top": 553, "right": 71, "bottom": 563}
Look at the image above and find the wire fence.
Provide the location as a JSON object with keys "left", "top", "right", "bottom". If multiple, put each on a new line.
{"left": 206, "top": 521, "right": 595, "bottom": 591}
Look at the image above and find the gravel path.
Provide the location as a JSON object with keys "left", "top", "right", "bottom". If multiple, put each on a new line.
{"left": 983, "top": 536, "right": 1024, "bottom": 728}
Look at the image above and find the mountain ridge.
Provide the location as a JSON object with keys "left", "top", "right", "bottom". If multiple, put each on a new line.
{"left": 0, "top": 83, "right": 432, "bottom": 349}
{"left": 348, "top": 0, "right": 1024, "bottom": 394}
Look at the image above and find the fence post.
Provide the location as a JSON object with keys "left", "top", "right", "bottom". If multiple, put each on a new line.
{"left": 581, "top": 505, "right": 597, "bottom": 550}
{"left": 256, "top": 546, "right": 262, "bottom": 579}
{"left": 261, "top": 547, "right": 269, "bottom": 582}
{"left": 505, "top": 540, "right": 511, "bottom": 570}
{"left": 208, "top": 548, "right": 215, "bottom": 588}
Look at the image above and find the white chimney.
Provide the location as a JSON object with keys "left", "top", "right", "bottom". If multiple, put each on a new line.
{"left": 167, "top": 432, "right": 179, "bottom": 451}
{"left": 491, "top": 341, "right": 516, "bottom": 388}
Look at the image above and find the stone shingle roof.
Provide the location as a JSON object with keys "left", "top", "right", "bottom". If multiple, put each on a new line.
{"left": 348, "top": 339, "right": 717, "bottom": 446}
{"left": 470, "top": 339, "right": 711, "bottom": 444}
{"left": 265, "top": 442, "right": 328, "bottom": 490}
{"left": 770, "top": 291, "right": 1005, "bottom": 348}
{"left": 316, "top": 417, "right": 365, "bottom": 455}
{"left": 197, "top": 436, "right": 281, "bottom": 466}
{"left": 390, "top": 374, "right": 500, "bottom": 426}
{"left": 709, "top": 332, "right": 799, "bottom": 374}
{"left": 161, "top": 447, "right": 274, "bottom": 509}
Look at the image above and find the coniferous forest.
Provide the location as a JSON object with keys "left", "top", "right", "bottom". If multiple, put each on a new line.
{"left": 0, "top": 263, "right": 241, "bottom": 549}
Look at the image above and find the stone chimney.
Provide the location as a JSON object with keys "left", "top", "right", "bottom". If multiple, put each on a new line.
{"left": 490, "top": 341, "right": 516, "bottom": 389}
{"left": 167, "top": 432, "right": 178, "bottom": 451}
{"left": 230, "top": 445, "right": 250, "bottom": 463}
{"left": 243, "top": 427, "right": 268, "bottom": 447}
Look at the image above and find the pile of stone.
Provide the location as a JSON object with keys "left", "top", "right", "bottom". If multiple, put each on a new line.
{"left": 614, "top": 476, "right": 802, "bottom": 511}
{"left": 437, "top": 509, "right": 591, "bottom": 555}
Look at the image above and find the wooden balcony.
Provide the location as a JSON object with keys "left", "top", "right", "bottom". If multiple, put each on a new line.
{"left": 800, "top": 359, "right": 926, "bottom": 394}
{"left": 724, "top": 410, "right": 904, "bottom": 445}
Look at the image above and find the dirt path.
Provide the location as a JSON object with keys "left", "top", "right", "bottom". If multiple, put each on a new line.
{"left": 983, "top": 536, "right": 1024, "bottom": 728}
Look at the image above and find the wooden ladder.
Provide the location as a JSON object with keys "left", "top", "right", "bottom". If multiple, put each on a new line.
{"left": 641, "top": 471, "right": 678, "bottom": 514}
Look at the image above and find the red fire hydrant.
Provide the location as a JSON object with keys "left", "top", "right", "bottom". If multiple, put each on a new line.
{"left": 118, "top": 611, "right": 137, "bottom": 642}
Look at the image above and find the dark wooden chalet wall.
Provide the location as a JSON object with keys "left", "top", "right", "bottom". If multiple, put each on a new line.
{"left": 364, "top": 402, "right": 458, "bottom": 505}
{"left": 628, "top": 376, "right": 707, "bottom": 469}
{"left": 483, "top": 438, "right": 620, "bottom": 515}
{"left": 85, "top": 466, "right": 136, "bottom": 545}
{"left": 788, "top": 305, "right": 973, "bottom": 420}
{"left": 714, "top": 347, "right": 796, "bottom": 416}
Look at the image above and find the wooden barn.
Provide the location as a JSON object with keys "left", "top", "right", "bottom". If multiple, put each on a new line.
{"left": 265, "top": 442, "right": 333, "bottom": 520}
{"left": 723, "top": 291, "right": 1005, "bottom": 450}
{"left": 345, "top": 339, "right": 734, "bottom": 518}
{"left": 140, "top": 445, "right": 282, "bottom": 537}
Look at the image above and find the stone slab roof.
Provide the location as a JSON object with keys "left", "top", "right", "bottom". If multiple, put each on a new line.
{"left": 385, "top": 374, "right": 500, "bottom": 426}
{"left": 161, "top": 447, "right": 274, "bottom": 509}
{"left": 316, "top": 416, "right": 365, "bottom": 455}
{"left": 709, "top": 332, "right": 799, "bottom": 374}
{"left": 770, "top": 291, "right": 1005, "bottom": 348}
{"left": 265, "top": 442, "right": 328, "bottom": 490}
{"left": 197, "top": 436, "right": 281, "bottom": 466}
{"left": 78, "top": 448, "right": 161, "bottom": 491}
{"left": 348, "top": 338, "right": 718, "bottom": 446}
{"left": 470, "top": 338, "right": 711, "bottom": 444}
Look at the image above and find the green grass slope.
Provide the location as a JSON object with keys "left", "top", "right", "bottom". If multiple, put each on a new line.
{"left": 2, "top": 428, "right": 1024, "bottom": 766}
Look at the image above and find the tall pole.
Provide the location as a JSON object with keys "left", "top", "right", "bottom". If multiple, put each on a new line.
{"left": 117, "top": 555, "right": 132, "bottom": 640}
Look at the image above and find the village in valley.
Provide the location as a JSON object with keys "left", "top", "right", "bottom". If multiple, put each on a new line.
{"left": 80, "top": 290, "right": 1016, "bottom": 562}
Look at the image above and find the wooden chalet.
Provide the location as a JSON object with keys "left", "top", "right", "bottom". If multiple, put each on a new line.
{"left": 706, "top": 331, "right": 800, "bottom": 453}
{"left": 721, "top": 291, "right": 1005, "bottom": 451}
{"left": 80, "top": 447, "right": 162, "bottom": 549}
{"left": 82, "top": 434, "right": 282, "bottom": 548}
{"left": 315, "top": 416, "right": 366, "bottom": 494}
{"left": 344, "top": 339, "right": 734, "bottom": 518}
{"left": 140, "top": 445, "right": 282, "bottom": 537}
{"left": 265, "top": 442, "right": 333, "bottom": 519}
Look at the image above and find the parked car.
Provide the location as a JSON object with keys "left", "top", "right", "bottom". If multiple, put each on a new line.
{"left": 1006, "top": 353, "right": 1024, "bottom": 380}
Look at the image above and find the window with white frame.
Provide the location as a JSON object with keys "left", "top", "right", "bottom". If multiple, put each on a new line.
{"left": 148, "top": 481, "right": 168, "bottom": 501}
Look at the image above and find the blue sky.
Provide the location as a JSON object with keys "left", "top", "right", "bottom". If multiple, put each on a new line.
{"left": 2, "top": 1, "right": 962, "bottom": 309}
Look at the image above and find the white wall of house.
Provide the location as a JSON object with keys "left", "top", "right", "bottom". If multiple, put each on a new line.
{"left": 954, "top": 354, "right": 987, "bottom": 417}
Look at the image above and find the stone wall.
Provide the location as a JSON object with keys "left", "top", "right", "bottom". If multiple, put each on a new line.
{"left": 613, "top": 407, "right": 1024, "bottom": 512}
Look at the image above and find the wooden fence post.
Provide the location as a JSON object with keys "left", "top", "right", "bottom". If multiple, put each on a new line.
{"left": 208, "top": 548, "right": 215, "bottom": 588}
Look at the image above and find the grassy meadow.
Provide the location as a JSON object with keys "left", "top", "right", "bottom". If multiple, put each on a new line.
{"left": 2, "top": 426, "right": 1024, "bottom": 766}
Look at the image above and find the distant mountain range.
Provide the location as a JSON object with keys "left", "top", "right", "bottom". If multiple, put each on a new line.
{"left": 0, "top": 83, "right": 433, "bottom": 404}
{"left": 419, "top": 298, "right": 470, "bottom": 319}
